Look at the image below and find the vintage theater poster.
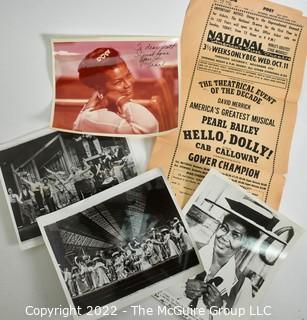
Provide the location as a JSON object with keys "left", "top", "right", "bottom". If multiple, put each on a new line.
{"left": 149, "top": 0, "right": 307, "bottom": 209}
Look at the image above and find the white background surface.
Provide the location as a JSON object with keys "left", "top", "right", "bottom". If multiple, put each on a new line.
{"left": 0, "top": 0, "right": 306, "bottom": 319}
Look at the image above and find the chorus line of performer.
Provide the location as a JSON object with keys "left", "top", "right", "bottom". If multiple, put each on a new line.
{"left": 8, "top": 147, "right": 135, "bottom": 227}
{"left": 60, "top": 218, "right": 193, "bottom": 297}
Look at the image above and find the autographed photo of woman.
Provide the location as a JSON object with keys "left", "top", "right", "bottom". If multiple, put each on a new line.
{"left": 51, "top": 38, "right": 179, "bottom": 137}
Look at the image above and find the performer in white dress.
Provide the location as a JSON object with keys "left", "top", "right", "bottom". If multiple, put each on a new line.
{"left": 177, "top": 222, "right": 193, "bottom": 251}
{"left": 93, "top": 257, "right": 110, "bottom": 287}
{"left": 162, "top": 228, "right": 180, "bottom": 257}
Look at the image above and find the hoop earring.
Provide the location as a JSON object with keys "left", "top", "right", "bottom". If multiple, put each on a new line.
{"left": 98, "top": 92, "right": 104, "bottom": 100}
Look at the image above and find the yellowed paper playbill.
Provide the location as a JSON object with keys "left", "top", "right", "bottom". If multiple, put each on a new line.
{"left": 149, "top": 0, "right": 307, "bottom": 209}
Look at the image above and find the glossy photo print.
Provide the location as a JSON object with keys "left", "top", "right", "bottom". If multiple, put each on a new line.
{"left": 0, "top": 128, "right": 138, "bottom": 249}
{"left": 37, "top": 169, "right": 200, "bottom": 320}
{"left": 51, "top": 37, "right": 179, "bottom": 137}
{"left": 153, "top": 170, "right": 304, "bottom": 320}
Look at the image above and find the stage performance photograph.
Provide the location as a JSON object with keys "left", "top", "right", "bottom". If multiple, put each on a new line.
{"left": 38, "top": 169, "right": 199, "bottom": 318}
{"left": 0, "top": 129, "right": 137, "bottom": 249}
{"left": 51, "top": 37, "right": 179, "bottom": 137}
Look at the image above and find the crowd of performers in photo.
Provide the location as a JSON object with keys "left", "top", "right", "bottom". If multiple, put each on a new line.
{"left": 7, "top": 146, "right": 135, "bottom": 227}
{"left": 60, "top": 218, "right": 193, "bottom": 297}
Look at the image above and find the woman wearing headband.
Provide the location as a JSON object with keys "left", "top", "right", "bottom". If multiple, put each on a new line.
{"left": 74, "top": 48, "right": 159, "bottom": 135}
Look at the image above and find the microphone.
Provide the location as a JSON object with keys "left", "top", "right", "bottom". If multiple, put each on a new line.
{"left": 189, "top": 276, "right": 223, "bottom": 309}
